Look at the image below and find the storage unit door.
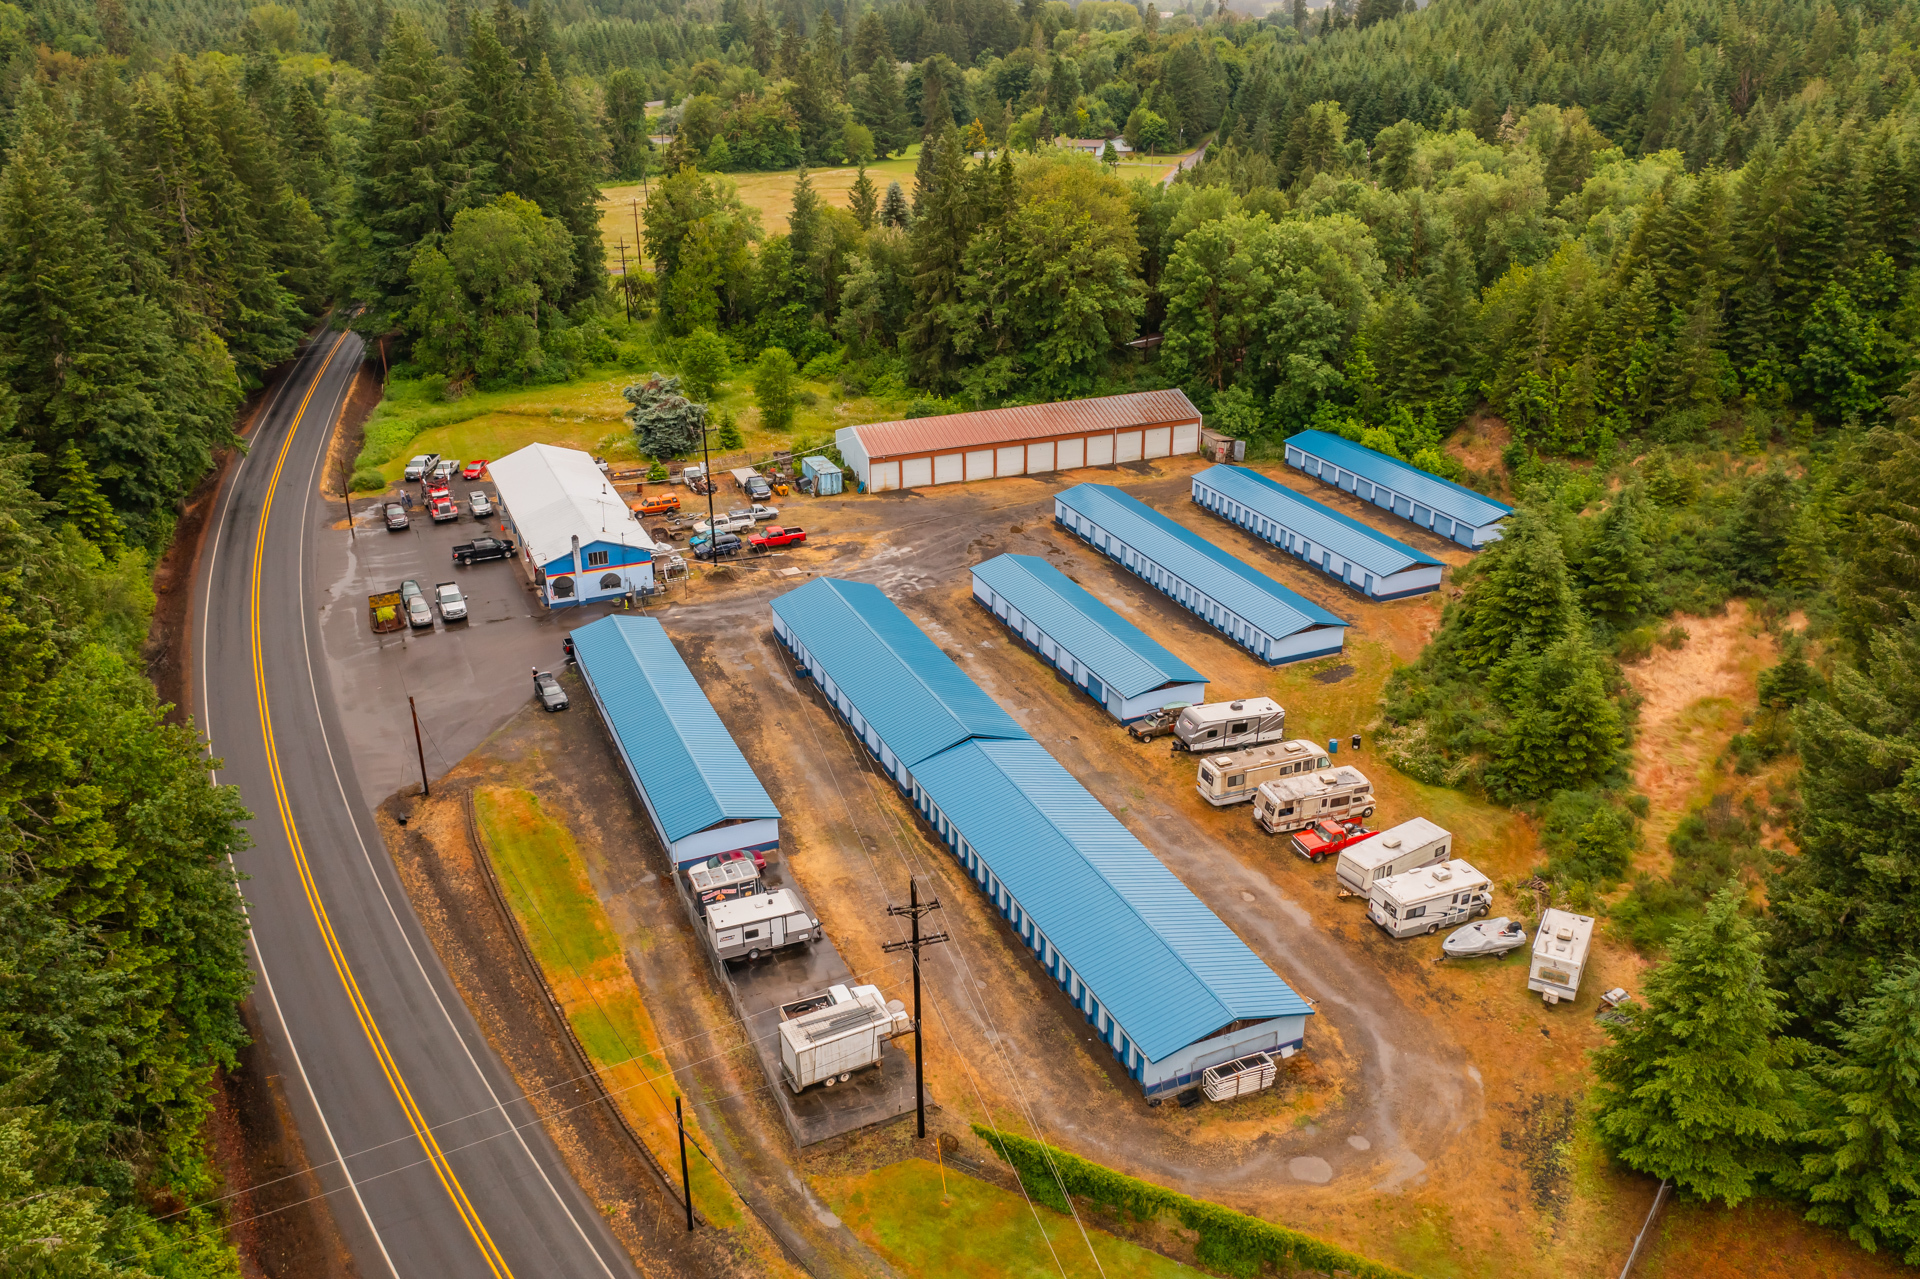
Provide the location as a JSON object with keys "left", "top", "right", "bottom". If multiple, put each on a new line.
{"left": 902, "top": 456, "right": 933, "bottom": 488}
{"left": 1057, "top": 437, "right": 1085, "bottom": 469}
{"left": 1144, "top": 426, "right": 1171, "bottom": 458}
{"left": 1116, "top": 430, "right": 1143, "bottom": 462}
{"left": 1027, "top": 440, "right": 1055, "bottom": 472}
{"left": 1172, "top": 422, "right": 1200, "bottom": 453}
{"left": 965, "top": 449, "right": 994, "bottom": 480}
{"left": 1086, "top": 434, "right": 1114, "bottom": 465}
{"left": 872, "top": 461, "right": 900, "bottom": 491}
{"left": 996, "top": 445, "right": 1025, "bottom": 476}
{"left": 934, "top": 453, "right": 963, "bottom": 484}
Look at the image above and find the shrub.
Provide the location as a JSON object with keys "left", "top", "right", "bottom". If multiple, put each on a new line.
{"left": 753, "top": 348, "right": 798, "bottom": 431}
{"left": 679, "top": 327, "right": 730, "bottom": 402}
{"left": 350, "top": 468, "right": 386, "bottom": 493}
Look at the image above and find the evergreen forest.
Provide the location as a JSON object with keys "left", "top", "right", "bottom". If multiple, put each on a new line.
{"left": 3, "top": 0, "right": 1920, "bottom": 1270}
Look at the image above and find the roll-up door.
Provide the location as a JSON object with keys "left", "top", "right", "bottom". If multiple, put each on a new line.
{"left": 965, "top": 449, "right": 994, "bottom": 480}
{"left": 935, "top": 453, "right": 963, "bottom": 484}
{"left": 996, "top": 445, "right": 1024, "bottom": 475}
{"left": 1144, "top": 426, "right": 1171, "bottom": 457}
{"left": 1172, "top": 422, "right": 1199, "bottom": 453}
{"left": 872, "top": 461, "right": 900, "bottom": 491}
{"left": 1116, "top": 430, "right": 1143, "bottom": 462}
{"left": 1028, "top": 440, "right": 1055, "bottom": 472}
{"left": 902, "top": 456, "right": 933, "bottom": 487}
{"left": 1057, "top": 437, "right": 1085, "bottom": 469}
{"left": 1086, "top": 434, "right": 1114, "bottom": 465}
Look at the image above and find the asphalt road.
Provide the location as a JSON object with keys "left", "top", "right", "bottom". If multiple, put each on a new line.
{"left": 192, "top": 328, "right": 642, "bottom": 1279}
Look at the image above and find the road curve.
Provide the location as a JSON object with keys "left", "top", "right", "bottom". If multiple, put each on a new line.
{"left": 192, "top": 328, "right": 642, "bottom": 1279}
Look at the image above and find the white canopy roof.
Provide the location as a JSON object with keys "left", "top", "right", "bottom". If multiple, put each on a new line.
{"left": 488, "top": 443, "right": 659, "bottom": 569}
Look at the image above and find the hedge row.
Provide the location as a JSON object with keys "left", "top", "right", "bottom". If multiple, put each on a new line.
{"left": 971, "top": 1125, "right": 1416, "bottom": 1279}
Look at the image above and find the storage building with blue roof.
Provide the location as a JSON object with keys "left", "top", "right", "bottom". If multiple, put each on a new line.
{"left": 770, "top": 577, "right": 1313, "bottom": 1097}
{"left": 970, "top": 554, "right": 1207, "bottom": 723}
{"left": 1052, "top": 483, "right": 1346, "bottom": 665}
{"left": 1191, "top": 465, "right": 1445, "bottom": 601}
{"left": 571, "top": 615, "right": 781, "bottom": 869}
{"left": 1284, "top": 430, "right": 1513, "bottom": 547}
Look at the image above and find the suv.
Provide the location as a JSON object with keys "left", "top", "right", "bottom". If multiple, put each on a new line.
{"left": 404, "top": 454, "right": 440, "bottom": 482}
{"left": 434, "top": 581, "right": 467, "bottom": 621}
{"left": 694, "top": 533, "right": 743, "bottom": 561}
{"left": 533, "top": 670, "right": 568, "bottom": 711}
{"left": 637, "top": 492, "right": 680, "bottom": 517}
{"left": 453, "top": 535, "right": 516, "bottom": 565}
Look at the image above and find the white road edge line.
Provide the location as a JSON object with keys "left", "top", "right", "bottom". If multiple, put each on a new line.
{"left": 199, "top": 333, "right": 403, "bottom": 1279}
{"left": 290, "top": 348, "right": 625, "bottom": 1279}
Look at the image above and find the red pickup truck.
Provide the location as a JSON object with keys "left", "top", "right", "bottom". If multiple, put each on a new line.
{"left": 1290, "top": 818, "right": 1373, "bottom": 864}
{"left": 748, "top": 526, "right": 806, "bottom": 552}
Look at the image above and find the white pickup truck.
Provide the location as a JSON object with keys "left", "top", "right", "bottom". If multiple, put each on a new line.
{"left": 694, "top": 511, "right": 756, "bottom": 536}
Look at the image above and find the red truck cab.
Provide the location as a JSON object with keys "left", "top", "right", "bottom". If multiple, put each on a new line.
{"left": 748, "top": 526, "right": 806, "bottom": 552}
{"left": 1291, "top": 818, "right": 1372, "bottom": 863}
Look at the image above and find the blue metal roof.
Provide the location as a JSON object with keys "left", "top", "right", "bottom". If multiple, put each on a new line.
{"left": 770, "top": 577, "right": 1029, "bottom": 767}
{"left": 1054, "top": 484, "right": 1346, "bottom": 640}
{"left": 916, "top": 739, "right": 1314, "bottom": 1063}
{"left": 971, "top": 554, "right": 1206, "bottom": 700}
{"left": 1193, "top": 465, "right": 1442, "bottom": 577}
{"left": 571, "top": 616, "right": 779, "bottom": 842}
{"left": 1286, "top": 430, "right": 1514, "bottom": 528}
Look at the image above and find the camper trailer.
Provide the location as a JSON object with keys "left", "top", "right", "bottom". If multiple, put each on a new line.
{"left": 1169, "top": 698, "right": 1286, "bottom": 753}
{"left": 1250, "top": 766, "right": 1376, "bottom": 831}
{"left": 685, "top": 857, "right": 762, "bottom": 914}
{"left": 1334, "top": 818, "right": 1453, "bottom": 896}
{"left": 704, "top": 889, "right": 819, "bottom": 964}
{"left": 1528, "top": 909, "right": 1595, "bottom": 1005}
{"left": 1194, "top": 739, "right": 1333, "bottom": 806}
{"left": 776, "top": 984, "right": 909, "bottom": 1092}
{"left": 1366, "top": 859, "right": 1492, "bottom": 938}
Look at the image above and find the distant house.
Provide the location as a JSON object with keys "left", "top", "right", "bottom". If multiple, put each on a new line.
{"left": 489, "top": 443, "right": 659, "bottom": 608}
{"left": 647, "top": 134, "right": 675, "bottom": 147}
{"left": 1057, "top": 136, "right": 1133, "bottom": 156}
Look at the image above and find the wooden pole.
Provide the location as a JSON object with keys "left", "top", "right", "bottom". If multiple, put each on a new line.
{"left": 409, "top": 696, "right": 429, "bottom": 797}
{"left": 677, "top": 1095, "right": 694, "bottom": 1232}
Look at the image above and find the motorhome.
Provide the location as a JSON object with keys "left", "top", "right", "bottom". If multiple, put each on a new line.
{"left": 1366, "top": 859, "right": 1492, "bottom": 938}
{"left": 1334, "top": 818, "right": 1453, "bottom": 896}
{"left": 1169, "top": 698, "right": 1286, "bottom": 753}
{"left": 1250, "top": 766, "right": 1375, "bottom": 831}
{"left": 776, "top": 984, "right": 910, "bottom": 1092}
{"left": 704, "top": 889, "right": 819, "bottom": 963}
{"left": 1195, "top": 738, "right": 1333, "bottom": 806}
{"left": 1528, "top": 909, "right": 1595, "bottom": 1005}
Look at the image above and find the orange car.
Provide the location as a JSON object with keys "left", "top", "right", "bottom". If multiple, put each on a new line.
{"left": 636, "top": 492, "right": 681, "bottom": 517}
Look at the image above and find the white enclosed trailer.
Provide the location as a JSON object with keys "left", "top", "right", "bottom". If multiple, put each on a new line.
{"left": 1200, "top": 1052, "right": 1278, "bottom": 1102}
{"left": 1334, "top": 818, "right": 1453, "bottom": 896}
{"left": 777, "top": 984, "right": 909, "bottom": 1092}
{"left": 1193, "top": 738, "right": 1332, "bottom": 805}
{"left": 1529, "top": 909, "right": 1595, "bottom": 1005}
{"left": 1170, "top": 698, "right": 1286, "bottom": 753}
{"left": 1367, "top": 859, "right": 1492, "bottom": 938}
{"left": 705, "top": 889, "right": 819, "bottom": 963}
{"left": 1250, "top": 765, "right": 1375, "bottom": 830}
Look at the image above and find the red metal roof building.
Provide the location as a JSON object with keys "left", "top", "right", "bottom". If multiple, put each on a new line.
{"left": 834, "top": 390, "right": 1203, "bottom": 492}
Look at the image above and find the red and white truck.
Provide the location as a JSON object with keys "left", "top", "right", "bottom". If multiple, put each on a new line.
{"left": 1289, "top": 818, "right": 1374, "bottom": 864}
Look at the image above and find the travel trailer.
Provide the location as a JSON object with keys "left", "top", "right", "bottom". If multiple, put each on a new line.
{"left": 1194, "top": 738, "right": 1333, "bottom": 806}
{"left": 1334, "top": 818, "right": 1453, "bottom": 896}
{"left": 1366, "top": 860, "right": 1492, "bottom": 938}
{"left": 776, "top": 984, "right": 909, "bottom": 1092}
{"left": 704, "top": 889, "right": 819, "bottom": 963}
{"left": 1168, "top": 698, "right": 1286, "bottom": 753}
{"left": 1529, "top": 909, "right": 1595, "bottom": 1005}
{"left": 1250, "top": 766, "right": 1375, "bottom": 831}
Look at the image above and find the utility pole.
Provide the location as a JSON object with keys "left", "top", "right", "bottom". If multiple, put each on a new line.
{"left": 408, "top": 696, "right": 429, "bottom": 797}
{"left": 616, "top": 239, "right": 632, "bottom": 320}
{"left": 676, "top": 1095, "right": 694, "bottom": 1232}
{"left": 337, "top": 454, "right": 356, "bottom": 542}
{"left": 630, "top": 198, "right": 643, "bottom": 265}
{"left": 882, "top": 879, "right": 948, "bottom": 1139}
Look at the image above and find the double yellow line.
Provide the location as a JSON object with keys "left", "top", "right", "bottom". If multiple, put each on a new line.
{"left": 247, "top": 332, "right": 516, "bottom": 1279}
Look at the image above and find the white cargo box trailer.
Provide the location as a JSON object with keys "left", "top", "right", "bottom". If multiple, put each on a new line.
{"left": 1367, "top": 859, "right": 1491, "bottom": 938}
{"left": 1200, "top": 1052, "right": 1278, "bottom": 1102}
{"left": 1250, "top": 765, "right": 1375, "bottom": 830}
{"left": 777, "top": 984, "right": 909, "bottom": 1092}
{"left": 1529, "top": 909, "right": 1595, "bottom": 1005}
{"left": 1171, "top": 698, "right": 1286, "bottom": 753}
{"left": 1334, "top": 818, "right": 1453, "bottom": 896}
{"left": 705, "top": 889, "right": 819, "bottom": 963}
{"left": 1193, "top": 738, "right": 1331, "bottom": 805}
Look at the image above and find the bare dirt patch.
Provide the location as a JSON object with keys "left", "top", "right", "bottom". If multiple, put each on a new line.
{"left": 1447, "top": 413, "right": 1513, "bottom": 492}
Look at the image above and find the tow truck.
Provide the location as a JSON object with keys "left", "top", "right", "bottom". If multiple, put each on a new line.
{"left": 1289, "top": 817, "right": 1373, "bottom": 864}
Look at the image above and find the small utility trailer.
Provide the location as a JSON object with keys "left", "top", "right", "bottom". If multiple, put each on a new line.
{"left": 776, "top": 984, "right": 908, "bottom": 1093}
{"left": 368, "top": 590, "right": 403, "bottom": 633}
{"left": 1200, "top": 1051, "right": 1278, "bottom": 1102}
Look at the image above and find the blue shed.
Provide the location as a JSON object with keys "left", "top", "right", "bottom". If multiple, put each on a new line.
{"left": 1191, "top": 465, "right": 1445, "bottom": 600}
{"left": 571, "top": 616, "right": 780, "bottom": 869}
{"left": 771, "top": 577, "right": 1314, "bottom": 1096}
{"left": 801, "top": 455, "right": 843, "bottom": 496}
{"left": 1283, "top": 431, "right": 1512, "bottom": 547}
{"left": 970, "top": 554, "right": 1207, "bottom": 722}
{"left": 1053, "top": 483, "right": 1347, "bottom": 665}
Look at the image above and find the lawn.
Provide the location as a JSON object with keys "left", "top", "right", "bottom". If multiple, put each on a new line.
{"left": 819, "top": 1159, "right": 1196, "bottom": 1279}
{"left": 472, "top": 786, "right": 743, "bottom": 1228}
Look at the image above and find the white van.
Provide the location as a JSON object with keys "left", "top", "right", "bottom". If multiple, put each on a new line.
{"left": 705, "top": 889, "right": 819, "bottom": 963}
{"left": 1368, "top": 860, "right": 1491, "bottom": 938}
{"left": 1171, "top": 698, "right": 1286, "bottom": 753}
{"left": 1529, "top": 909, "right": 1594, "bottom": 1005}
{"left": 1334, "top": 818, "right": 1452, "bottom": 896}
{"left": 1194, "top": 739, "right": 1331, "bottom": 806}
{"left": 1251, "top": 766, "right": 1375, "bottom": 831}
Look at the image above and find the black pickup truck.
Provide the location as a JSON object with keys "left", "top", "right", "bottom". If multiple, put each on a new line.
{"left": 452, "top": 535, "right": 516, "bottom": 565}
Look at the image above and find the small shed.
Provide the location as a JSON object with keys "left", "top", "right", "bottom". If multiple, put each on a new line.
{"left": 1191, "top": 465, "right": 1444, "bottom": 599}
{"left": 490, "top": 443, "right": 658, "bottom": 608}
{"left": 1283, "top": 431, "right": 1513, "bottom": 547}
{"left": 801, "top": 455, "right": 843, "bottom": 495}
{"left": 970, "top": 553, "right": 1206, "bottom": 722}
{"left": 1053, "top": 483, "right": 1347, "bottom": 665}
{"left": 571, "top": 616, "right": 780, "bottom": 870}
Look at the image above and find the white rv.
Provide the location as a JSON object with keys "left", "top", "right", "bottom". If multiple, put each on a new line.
{"left": 777, "top": 984, "right": 909, "bottom": 1092}
{"left": 1528, "top": 909, "right": 1595, "bottom": 1005}
{"left": 705, "top": 889, "right": 819, "bottom": 963}
{"left": 1194, "top": 739, "right": 1332, "bottom": 806}
{"left": 1250, "top": 766, "right": 1375, "bottom": 831}
{"left": 1366, "top": 859, "right": 1492, "bottom": 938}
{"left": 1334, "top": 818, "right": 1453, "bottom": 896}
{"left": 685, "top": 857, "right": 761, "bottom": 913}
{"left": 1170, "top": 698, "right": 1286, "bottom": 753}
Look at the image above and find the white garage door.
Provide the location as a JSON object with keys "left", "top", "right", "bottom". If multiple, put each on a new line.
{"left": 1172, "top": 422, "right": 1200, "bottom": 453}
{"left": 872, "top": 461, "right": 900, "bottom": 491}
{"left": 1027, "top": 441, "right": 1055, "bottom": 472}
{"left": 1144, "top": 426, "right": 1171, "bottom": 458}
{"left": 902, "top": 456, "right": 933, "bottom": 488}
{"left": 935, "top": 453, "right": 963, "bottom": 484}
{"left": 1087, "top": 435, "right": 1114, "bottom": 465}
{"left": 1116, "top": 430, "right": 1143, "bottom": 462}
{"left": 997, "top": 445, "right": 1024, "bottom": 476}
{"left": 965, "top": 450, "right": 994, "bottom": 480}
{"left": 1057, "top": 437, "right": 1085, "bottom": 470}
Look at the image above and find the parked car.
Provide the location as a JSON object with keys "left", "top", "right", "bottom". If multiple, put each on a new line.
{"left": 429, "top": 459, "right": 460, "bottom": 485}
{"left": 704, "top": 846, "right": 767, "bottom": 873}
{"left": 744, "top": 474, "right": 773, "bottom": 501}
{"left": 533, "top": 670, "right": 568, "bottom": 711}
{"left": 434, "top": 581, "right": 467, "bottom": 621}
{"left": 383, "top": 502, "right": 409, "bottom": 530}
{"left": 1290, "top": 818, "right": 1373, "bottom": 864}
{"left": 403, "top": 453, "right": 439, "bottom": 482}
{"left": 637, "top": 492, "right": 681, "bottom": 517}
{"left": 399, "top": 579, "right": 433, "bottom": 629}
{"left": 462, "top": 459, "right": 489, "bottom": 480}
{"left": 748, "top": 526, "right": 806, "bottom": 552}
{"left": 694, "top": 533, "right": 744, "bottom": 561}
{"left": 468, "top": 490, "right": 494, "bottom": 518}
{"left": 428, "top": 495, "right": 459, "bottom": 522}
{"left": 452, "top": 535, "right": 516, "bottom": 565}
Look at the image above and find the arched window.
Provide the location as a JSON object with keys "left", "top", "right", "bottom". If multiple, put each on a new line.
{"left": 599, "top": 573, "right": 623, "bottom": 590}
{"left": 551, "top": 575, "right": 575, "bottom": 598}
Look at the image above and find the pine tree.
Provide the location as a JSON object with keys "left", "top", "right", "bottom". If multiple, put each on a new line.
{"left": 749, "top": 3, "right": 775, "bottom": 73}
{"left": 880, "top": 179, "right": 909, "bottom": 228}
{"left": 787, "top": 165, "right": 820, "bottom": 273}
{"left": 1579, "top": 491, "right": 1650, "bottom": 624}
{"left": 849, "top": 163, "right": 877, "bottom": 229}
{"left": 459, "top": 14, "right": 530, "bottom": 206}
{"left": 329, "top": 0, "right": 370, "bottom": 68}
{"left": 55, "top": 443, "right": 126, "bottom": 555}
{"left": 1593, "top": 885, "right": 1801, "bottom": 1205}
{"left": 1456, "top": 509, "right": 1577, "bottom": 669}
{"left": 905, "top": 126, "right": 974, "bottom": 387}
{"left": 855, "top": 54, "right": 910, "bottom": 157}
{"left": 852, "top": 11, "right": 894, "bottom": 69}
{"left": 524, "top": 54, "right": 604, "bottom": 304}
